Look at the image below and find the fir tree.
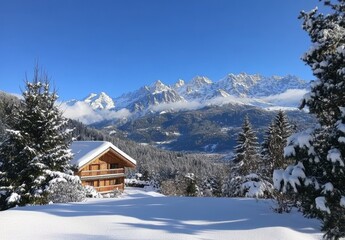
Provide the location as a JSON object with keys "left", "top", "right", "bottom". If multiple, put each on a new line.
{"left": 261, "top": 122, "right": 274, "bottom": 170}
{"left": 275, "top": 1, "right": 345, "bottom": 239}
{"left": 261, "top": 110, "right": 293, "bottom": 178}
{"left": 224, "top": 116, "right": 273, "bottom": 198}
{"left": 233, "top": 115, "right": 261, "bottom": 176}
{"left": 0, "top": 67, "right": 79, "bottom": 209}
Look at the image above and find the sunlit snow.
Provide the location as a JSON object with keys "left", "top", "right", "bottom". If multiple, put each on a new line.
{"left": 0, "top": 188, "right": 323, "bottom": 240}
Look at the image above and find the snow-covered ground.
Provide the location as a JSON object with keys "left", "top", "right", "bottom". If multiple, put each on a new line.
{"left": 0, "top": 188, "right": 323, "bottom": 240}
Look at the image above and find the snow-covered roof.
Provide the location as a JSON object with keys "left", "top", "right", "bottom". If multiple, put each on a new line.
{"left": 70, "top": 141, "right": 137, "bottom": 168}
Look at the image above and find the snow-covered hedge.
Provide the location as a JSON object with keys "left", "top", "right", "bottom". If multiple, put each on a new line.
{"left": 47, "top": 178, "right": 86, "bottom": 203}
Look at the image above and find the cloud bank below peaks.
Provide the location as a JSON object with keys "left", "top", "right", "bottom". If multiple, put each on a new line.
{"left": 262, "top": 89, "right": 308, "bottom": 107}
{"left": 59, "top": 101, "right": 131, "bottom": 125}
{"left": 59, "top": 88, "right": 308, "bottom": 125}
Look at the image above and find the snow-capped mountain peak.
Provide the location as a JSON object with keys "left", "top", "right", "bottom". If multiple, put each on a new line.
{"left": 84, "top": 93, "right": 98, "bottom": 103}
{"left": 222, "top": 73, "right": 260, "bottom": 88}
{"left": 174, "top": 79, "right": 185, "bottom": 88}
{"left": 190, "top": 76, "right": 213, "bottom": 87}
{"left": 172, "top": 76, "right": 214, "bottom": 100}
{"left": 151, "top": 80, "right": 170, "bottom": 94}
{"left": 112, "top": 80, "right": 185, "bottom": 112}
{"left": 216, "top": 73, "right": 309, "bottom": 97}
{"left": 83, "top": 92, "right": 115, "bottom": 110}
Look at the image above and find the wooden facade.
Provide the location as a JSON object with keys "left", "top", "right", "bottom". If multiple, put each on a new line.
{"left": 72, "top": 142, "right": 136, "bottom": 193}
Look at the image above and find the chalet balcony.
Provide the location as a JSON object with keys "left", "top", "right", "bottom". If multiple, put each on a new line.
{"left": 80, "top": 168, "right": 125, "bottom": 180}
{"left": 94, "top": 184, "right": 124, "bottom": 193}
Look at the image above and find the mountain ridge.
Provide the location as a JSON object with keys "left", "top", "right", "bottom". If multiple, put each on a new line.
{"left": 73, "top": 73, "right": 310, "bottom": 114}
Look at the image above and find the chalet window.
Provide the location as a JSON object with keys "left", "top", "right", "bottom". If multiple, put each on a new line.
{"left": 109, "top": 163, "right": 119, "bottom": 169}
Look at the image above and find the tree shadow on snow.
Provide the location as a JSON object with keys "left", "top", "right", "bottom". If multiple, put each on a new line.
{"left": 12, "top": 192, "right": 321, "bottom": 236}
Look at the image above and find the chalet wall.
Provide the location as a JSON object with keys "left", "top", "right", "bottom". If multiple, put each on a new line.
{"left": 77, "top": 149, "right": 128, "bottom": 192}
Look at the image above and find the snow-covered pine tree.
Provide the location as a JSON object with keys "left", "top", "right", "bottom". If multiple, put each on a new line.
{"left": 223, "top": 116, "right": 273, "bottom": 198}
{"left": 260, "top": 112, "right": 295, "bottom": 212}
{"left": 261, "top": 110, "right": 293, "bottom": 178}
{"left": 261, "top": 121, "right": 275, "bottom": 174}
{"left": 233, "top": 115, "right": 261, "bottom": 176}
{"left": 0, "top": 67, "right": 80, "bottom": 210}
{"left": 274, "top": 1, "right": 345, "bottom": 239}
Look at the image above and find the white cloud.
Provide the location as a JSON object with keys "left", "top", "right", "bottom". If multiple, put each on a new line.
{"left": 148, "top": 90, "right": 306, "bottom": 114}
{"left": 148, "top": 92, "right": 299, "bottom": 114}
{"left": 148, "top": 100, "right": 203, "bottom": 112}
{"left": 206, "top": 95, "right": 253, "bottom": 106}
{"left": 59, "top": 101, "right": 131, "bottom": 125}
{"left": 148, "top": 96, "right": 257, "bottom": 113}
{"left": 112, "top": 108, "right": 132, "bottom": 119}
{"left": 262, "top": 89, "right": 308, "bottom": 107}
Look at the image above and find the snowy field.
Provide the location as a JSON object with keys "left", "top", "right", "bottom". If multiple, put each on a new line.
{"left": 0, "top": 188, "right": 324, "bottom": 240}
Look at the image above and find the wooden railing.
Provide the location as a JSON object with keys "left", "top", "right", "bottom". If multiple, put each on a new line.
{"left": 94, "top": 184, "right": 124, "bottom": 192}
{"left": 80, "top": 168, "right": 124, "bottom": 177}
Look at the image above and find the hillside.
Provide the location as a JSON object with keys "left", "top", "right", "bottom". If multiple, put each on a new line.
{"left": 0, "top": 188, "right": 323, "bottom": 240}
{"left": 93, "top": 104, "right": 315, "bottom": 153}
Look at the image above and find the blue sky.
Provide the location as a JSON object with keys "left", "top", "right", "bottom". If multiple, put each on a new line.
{"left": 1, "top": 0, "right": 325, "bottom": 101}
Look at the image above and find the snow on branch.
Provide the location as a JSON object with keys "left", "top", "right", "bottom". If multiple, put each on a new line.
{"left": 327, "top": 148, "right": 345, "bottom": 166}
{"left": 6, "top": 192, "right": 21, "bottom": 204}
{"left": 44, "top": 170, "right": 81, "bottom": 184}
{"left": 5, "top": 129, "right": 22, "bottom": 138}
{"left": 337, "top": 122, "right": 345, "bottom": 133}
{"left": 321, "top": 182, "right": 334, "bottom": 194}
{"left": 241, "top": 173, "right": 272, "bottom": 198}
{"left": 315, "top": 196, "right": 331, "bottom": 214}
{"left": 273, "top": 162, "right": 306, "bottom": 193}
{"left": 341, "top": 196, "right": 345, "bottom": 208}
{"left": 284, "top": 129, "right": 314, "bottom": 157}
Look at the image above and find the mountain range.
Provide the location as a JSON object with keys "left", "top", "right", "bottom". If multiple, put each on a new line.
{"left": 62, "top": 73, "right": 313, "bottom": 153}
{"left": 68, "top": 73, "right": 309, "bottom": 113}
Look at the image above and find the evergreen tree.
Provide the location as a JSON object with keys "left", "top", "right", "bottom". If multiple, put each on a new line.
{"left": 0, "top": 68, "right": 79, "bottom": 209}
{"left": 224, "top": 116, "right": 273, "bottom": 198}
{"left": 261, "top": 121, "right": 275, "bottom": 173}
{"left": 275, "top": 1, "right": 345, "bottom": 239}
{"left": 233, "top": 115, "right": 261, "bottom": 176}
{"left": 261, "top": 110, "right": 293, "bottom": 178}
{"left": 186, "top": 179, "right": 198, "bottom": 197}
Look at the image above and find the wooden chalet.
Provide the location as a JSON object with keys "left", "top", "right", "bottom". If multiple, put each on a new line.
{"left": 70, "top": 141, "right": 136, "bottom": 193}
